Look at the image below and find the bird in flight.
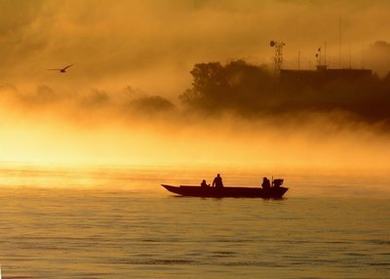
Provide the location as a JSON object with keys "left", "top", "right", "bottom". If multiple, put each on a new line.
{"left": 48, "top": 64, "right": 73, "bottom": 73}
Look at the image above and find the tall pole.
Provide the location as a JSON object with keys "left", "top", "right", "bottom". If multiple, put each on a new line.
{"left": 270, "top": 41, "right": 285, "bottom": 75}
{"left": 324, "top": 41, "right": 327, "bottom": 66}
{"left": 349, "top": 44, "right": 352, "bottom": 69}
{"left": 298, "top": 50, "right": 301, "bottom": 70}
{"left": 338, "top": 17, "right": 342, "bottom": 68}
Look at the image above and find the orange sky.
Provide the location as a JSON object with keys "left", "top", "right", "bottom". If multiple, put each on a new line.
{"left": 1, "top": 0, "right": 390, "bottom": 170}
{"left": 1, "top": 0, "right": 390, "bottom": 93}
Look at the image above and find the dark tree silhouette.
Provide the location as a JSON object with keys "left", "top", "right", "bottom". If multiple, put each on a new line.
{"left": 180, "top": 59, "right": 390, "bottom": 123}
{"left": 180, "top": 60, "right": 274, "bottom": 115}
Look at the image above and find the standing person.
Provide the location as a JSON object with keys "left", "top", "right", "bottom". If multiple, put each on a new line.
{"left": 212, "top": 174, "right": 224, "bottom": 188}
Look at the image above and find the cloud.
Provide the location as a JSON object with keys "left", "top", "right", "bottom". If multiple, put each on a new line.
{"left": 0, "top": 82, "right": 175, "bottom": 120}
{"left": 1, "top": 0, "right": 390, "bottom": 92}
{"left": 1, "top": 1, "right": 390, "bottom": 170}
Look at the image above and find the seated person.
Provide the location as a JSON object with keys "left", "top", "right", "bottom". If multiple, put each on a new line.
{"left": 200, "top": 179, "right": 209, "bottom": 188}
{"left": 261, "top": 177, "right": 271, "bottom": 190}
{"left": 272, "top": 179, "right": 284, "bottom": 188}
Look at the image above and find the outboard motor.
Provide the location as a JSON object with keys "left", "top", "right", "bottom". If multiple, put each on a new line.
{"left": 273, "top": 179, "right": 284, "bottom": 188}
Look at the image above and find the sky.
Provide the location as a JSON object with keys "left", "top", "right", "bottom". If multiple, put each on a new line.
{"left": 1, "top": 0, "right": 390, "bottom": 93}
{"left": 0, "top": 0, "right": 390, "bottom": 169}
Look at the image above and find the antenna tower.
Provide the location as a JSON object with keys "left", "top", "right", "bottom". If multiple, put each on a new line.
{"left": 270, "top": 40, "right": 286, "bottom": 74}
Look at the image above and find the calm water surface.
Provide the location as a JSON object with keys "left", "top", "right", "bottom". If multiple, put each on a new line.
{"left": 0, "top": 165, "right": 389, "bottom": 278}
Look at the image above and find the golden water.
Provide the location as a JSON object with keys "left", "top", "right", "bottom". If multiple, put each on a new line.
{"left": 0, "top": 165, "right": 388, "bottom": 278}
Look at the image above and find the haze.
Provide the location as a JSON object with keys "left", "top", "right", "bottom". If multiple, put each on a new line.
{"left": 1, "top": 0, "right": 390, "bottom": 173}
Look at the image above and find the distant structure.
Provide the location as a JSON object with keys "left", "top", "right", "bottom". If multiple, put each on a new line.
{"left": 276, "top": 44, "right": 372, "bottom": 86}
{"left": 280, "top": 66, "right": 372, "bottom": 87}
{"left": 270, "top": 40, "right": 285, "bottom": 74}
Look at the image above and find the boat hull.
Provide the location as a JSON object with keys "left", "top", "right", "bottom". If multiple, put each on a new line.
{"left": 162, "top": 185, "right": 288, "bottom": 199}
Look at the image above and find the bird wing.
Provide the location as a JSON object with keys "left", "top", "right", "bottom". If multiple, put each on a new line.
{"left": 62, "top": 64, "right": 73, "bottom": 70}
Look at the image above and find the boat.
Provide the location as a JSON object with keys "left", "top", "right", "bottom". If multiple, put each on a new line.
{"left": 161, "top": 183, "right": 288, "bottom": 199}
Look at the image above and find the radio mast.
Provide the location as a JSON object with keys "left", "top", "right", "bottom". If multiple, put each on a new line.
{"left": 270, "top": 40, "right": 286, "bottom": 74}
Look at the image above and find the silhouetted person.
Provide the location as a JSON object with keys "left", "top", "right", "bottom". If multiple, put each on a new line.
{"left": 201, "top": 179, "right": 209, "bottom": 188}
{"left": 261, "top": 177, "right": 271, "bottom": 190}
{"left": 272, "top": 179, "right": 284, "bottom": 188}
{"left": 212, "top": 174, "right": 224, "bottom": 188}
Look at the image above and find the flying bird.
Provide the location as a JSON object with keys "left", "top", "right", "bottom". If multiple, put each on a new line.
{"left": 48, "top": 64, "right": 74, "bottom": 73}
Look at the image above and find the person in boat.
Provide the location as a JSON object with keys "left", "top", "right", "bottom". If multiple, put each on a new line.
{"left": 212, "top": 174, "right": 224, "bottom": 188}
{"left": 200, "top": 179, "right": 209, "bottom": 188}
{"left": 272, "top": 179, "right": 284, "bottom": 188}
{"left": 261, "top": 177, "right": 271, "bottom": 190}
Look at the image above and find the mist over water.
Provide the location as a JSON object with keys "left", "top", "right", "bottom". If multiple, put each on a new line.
{"left": 1, "top": 101, "right": 390, "bottom": 173}
{"left": 1, "top": 163, "right": 389, "bottom": 197}
{"left": 0, "top": 166, "right": 389, "bottom": 278}
{"left": 1, "top": 1, "right": 390, "bottom": 278}
{"left": 1, "top": 0, "right": 390, "bottom": 174}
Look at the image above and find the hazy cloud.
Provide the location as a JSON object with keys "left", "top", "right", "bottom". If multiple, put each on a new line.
{"left": 1, "top": 0, "right": 389, "bottom": 93}
{"left": 1, "top": 1, "right": 390, "bottom": 168}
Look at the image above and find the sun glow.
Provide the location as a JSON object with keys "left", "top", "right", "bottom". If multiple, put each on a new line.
{"left": 1, "top": 104, "right": 389, "bottom": 176}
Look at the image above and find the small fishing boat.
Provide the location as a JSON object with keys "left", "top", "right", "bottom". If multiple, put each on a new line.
{"left": 162, "top": 182, "right": 288, "bottom": 199}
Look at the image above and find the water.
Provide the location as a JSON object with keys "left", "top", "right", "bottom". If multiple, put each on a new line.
{"left": 0, "top": 165, "right": 389, "bottom": 278}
